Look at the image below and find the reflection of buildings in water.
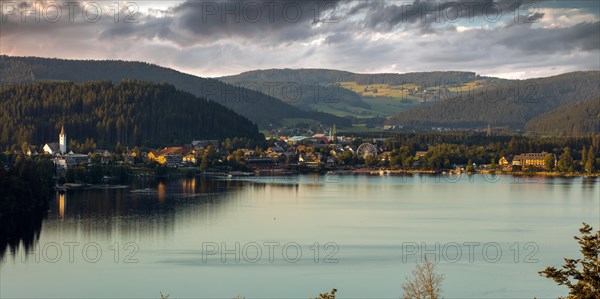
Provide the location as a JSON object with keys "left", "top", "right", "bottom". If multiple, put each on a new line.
{"left": 58, "top": 192, "right": 66, "bottom": 219}
{"left": 182, "top": 177, "right": 196, "bottom": 194}
{"left": 40, "top": 178, "right": 250, "bottom": 242}
{"left": 158, "top": 181, "right": 166, "bottom": 203}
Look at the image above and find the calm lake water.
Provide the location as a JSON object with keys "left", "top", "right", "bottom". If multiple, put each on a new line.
{"left": 1, "top": 174, "right": 599, "bottom": 298}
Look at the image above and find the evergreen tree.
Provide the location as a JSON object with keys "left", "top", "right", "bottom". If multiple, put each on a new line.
{"left": 557, "top": 147, "right": 574, "bottom": 173}
{"left": 581, "top": 145, "right": 587, "bottom": 168}
{"left": 539, "top": 223, "right": 600, "bottom": 298}
{"left": 465, "top": 159, "right": 474, "bottom": 173}
{"left": 0, "top": 81, "right": 263, "bottom": 148}
{"left": 544, "top": 153, "right": 555, "bottom": 171}
{"left": 200, "top": 155, "right": 208, "bottom": 171}
{"left": 585, "top": 146, "right": 596, "bottom": 174}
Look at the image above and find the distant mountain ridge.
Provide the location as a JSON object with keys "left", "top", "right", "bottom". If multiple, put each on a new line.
{"left": 387, "top": 71, "right": 600, "bottom": 129}
{"left": 4, "top": 56, "right": 597, "bottom": 135}
{"left": 219, "top": 69, "right": 492, "bottom": 116}
{"left": 0, "top": 56, "right": 349, "bottom": 128}
{"left": 222, "top": 69, "right": 485, "bottom": 87}
{"left": 219, "top": 69, "right": 370, "bottom": 112}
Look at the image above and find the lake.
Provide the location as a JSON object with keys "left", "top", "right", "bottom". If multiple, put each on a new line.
{"left": 1, "top": 174, "right": 598, "bottom": 298}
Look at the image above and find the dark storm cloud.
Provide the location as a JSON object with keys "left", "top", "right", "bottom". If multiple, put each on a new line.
{"left": 0, "top": 1, "right": 141, "bottom": 36}
{"left": 496, "top": 21, "right": 600, "bottom": 53}
{"left": 98, "top": 0, "right": 344, "bottom": 45}
{"left": 98, "top": 14, "right": 184, "bottom": 44}
{"left": 0, "top": 0, "right": 598, "bottom": 78}
{"left": 346, "top": 0, "right": 529, "bottom": 32}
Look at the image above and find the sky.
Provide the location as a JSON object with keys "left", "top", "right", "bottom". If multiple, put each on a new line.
{"left": 1, "top": 0, "right": 599, "bottom": 79}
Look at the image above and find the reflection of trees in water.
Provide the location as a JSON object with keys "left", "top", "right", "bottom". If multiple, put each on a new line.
{"left": 0, "top": 176, "right": 329, "bottom": 258}
{"left": 0, "top": 210, "right": 46, "bottom": 260}
{"left": 581, "top": 177, "right": 600, "bottom": 189}
{"left": 43, "top": 178, "right": 250, "bottom": 240}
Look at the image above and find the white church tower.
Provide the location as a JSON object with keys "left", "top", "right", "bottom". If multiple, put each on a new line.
{"left": 59, "top": 125, "right": 67, "bottom": 154}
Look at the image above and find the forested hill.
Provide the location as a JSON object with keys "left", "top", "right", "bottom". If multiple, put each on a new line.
{"left": 219, "top": 69, "right": 488, "bottom": 114}
{"left": 387, "top": 71, "right": 600, "bottom": 129}
{"left": 0, "top": 81, "right": 263, "bottom": 148}
{"left": 221, "top": 69, "right": 485, "bottom": 88}
{"left": 525, "top": 98, "right": 600, "bottom": 136}
{"left": 0, "top": 56, "right": 349, "bottom": 128}
{"left": 219, "top": 69, "right": 370, "bottom": 112}
{"left": 220, "top": 68, "right": 357, "bottom": 83}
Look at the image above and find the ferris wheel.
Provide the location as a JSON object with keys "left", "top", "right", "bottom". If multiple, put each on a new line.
{"left": 357, "top": 143, "right": 377, "bottom": 158}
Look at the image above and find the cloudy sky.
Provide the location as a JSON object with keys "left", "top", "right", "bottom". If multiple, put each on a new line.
{"left": 1, "top": 0, "right": 598, "bottom": 78}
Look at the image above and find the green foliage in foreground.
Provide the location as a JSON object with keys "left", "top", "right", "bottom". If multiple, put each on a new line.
{"left": 313, "top": 289, "right": 337, "bottom": 299}
{"left": 539, "top": 223, "right": 600, "bottom": 298}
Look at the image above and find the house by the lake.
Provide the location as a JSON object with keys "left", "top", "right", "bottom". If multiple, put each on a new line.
{"left": 512, "top": 152, "right": 554, "bottom": 169}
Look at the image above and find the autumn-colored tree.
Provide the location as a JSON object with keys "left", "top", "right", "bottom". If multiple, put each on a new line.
{"left": 402, "top": 257, "right": 444, "bottom": 299}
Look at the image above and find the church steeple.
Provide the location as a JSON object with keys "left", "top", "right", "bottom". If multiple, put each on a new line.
{"left": 59, "top": 125, "right": 67, "bottom": 154}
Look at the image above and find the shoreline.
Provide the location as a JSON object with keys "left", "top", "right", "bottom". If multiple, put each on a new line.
{"left": 255, "top": 168, "right": 600, "bottom": 178}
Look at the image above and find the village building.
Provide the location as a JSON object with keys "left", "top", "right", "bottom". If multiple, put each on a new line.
{"left": 52, "top": 153, "right": 89, "bottom": 171}
{"left": 183, "top": 153, "right": 197, "bottom": 165}
{"left": 43, "top": 125, "right": 68, "bottom": 155}
{"left": 241, "top": 148, "right": 256, "bottom": 158}
{"left": 299, "top": 152, "right": 322, "bottom": 168}
{"left": 59, "top": 125, "right": 67, "bottom": 154}
{"left": 43, "top": 143, "right": 61, "bottom": 155}
{"left": 286, "top": 136, "right": 309, "bottom": 145}
{"left": 326, "top": 156, "right": 336, "bottom": 167}
{"left": 247, "top": 158, "right": 276, "bottom": 171}
{"left": 312, "top": 133, "right": 329, "bottom": 144}
{"left": 191, "top": 140, "right": 219, "bottom": 149}
{"left": 65, "top": 153, "right": 90, "bottom": 166}
{"left": 148, "top": 147, "right": 185, "bottom": 167}
{"left": 415, "top": 151, "right": 428, "bottom": 158}
{"left": 42, "top": 125, "right": 67, "bottom": 159}
{"left": 379, "top": 151, "right": 393, "bottom": 162}
{"left": 512, "top": 152, "right": 554, "bottom": 169}
{"left": 265, "top": 146, "right": 284, "bottom": 160}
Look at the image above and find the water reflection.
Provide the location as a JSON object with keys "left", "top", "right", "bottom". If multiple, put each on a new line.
{"left": 58, "top": 193, "right": 66, "bottom": 219}
{"left": 0, "top": 211, "right": 46, "bottom": 260}
{"left": 50, "top": 177, "right": 246, "bottom": 217}
{"left": 1, "top": 175, "right": 598, "bottom": 298}
{"left": 157, "top": 180, "right": 166, "bottom": 203}
{"left": 582, "top": 176, "right": 599, "bottom": 189}
{"left": 1, "top": 177, "right": 250, "bottom": 259}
